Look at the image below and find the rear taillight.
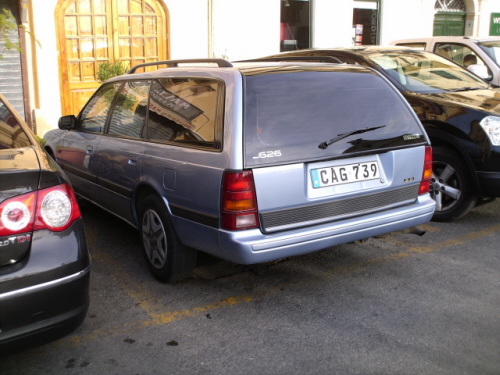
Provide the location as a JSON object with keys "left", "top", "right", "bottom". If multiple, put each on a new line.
{"left": 221, "top": 171, "right": 260, "bottom": 230}
{"left": 0, "top": 183, "right": 81, "bottom": 236}
{"left": 419, "top": 146, "right": 432, "bottom": 195}
{"left": 0, "top": 194, "right": 35, "bottom": 234}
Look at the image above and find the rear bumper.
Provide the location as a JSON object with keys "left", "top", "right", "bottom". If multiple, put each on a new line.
{"left": 0, "top": 219, "right": 90, "bottom": 355}
{"left": 177, "top": 194, "right": 435, "bottom": 264}
{"left": 0, "top": 269, "right": 90, "bottom": 356}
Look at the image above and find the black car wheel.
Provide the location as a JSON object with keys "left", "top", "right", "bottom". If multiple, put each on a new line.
{"left": 430, "top": 146, "right": 477, "bottom": 222}
{"left": 139, "top": 195, "right": 196, "bottom": 283}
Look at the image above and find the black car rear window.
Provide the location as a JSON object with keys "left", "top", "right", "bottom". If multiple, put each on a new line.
{"left": 243, "top": 67, "right": 425, "bottom": 167}
{"left": 0, "top": 98, "right": 30, "bottom": 149}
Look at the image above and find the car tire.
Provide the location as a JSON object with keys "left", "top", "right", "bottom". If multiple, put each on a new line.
{"left": 430, "top": 146, "right": 477, "bottom": 222}
{"left": 139, "top": 195, "right": 197, "bottom": 283}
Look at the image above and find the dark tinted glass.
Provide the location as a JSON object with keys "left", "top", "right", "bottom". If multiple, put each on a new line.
{"left": 146, "top": 78, "right": 221, "bottom": 148}
{"left": 243, "top": 68, "right": 425, "bottom": 167}
{"left": 367, "top": 52, "right": 488, "bottom": 93}
{"left": 79, "top": 82, "right": 121, "bottom": 133}
{"left": 108, "top": 80, "right": 150, "bottom": 138}
{"left": 0, "top": 98, "right": 30, "bottom": 149}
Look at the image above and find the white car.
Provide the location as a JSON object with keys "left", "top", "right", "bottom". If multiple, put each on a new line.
{"left": 390, "top": 36, "right": 500, "bottom": 85}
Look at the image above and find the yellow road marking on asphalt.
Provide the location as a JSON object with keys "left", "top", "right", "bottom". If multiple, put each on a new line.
{"left": 65, "top": 223, "right": 500, "bottom": 347}
{"left": 50, "top": 295, "right": 259, "bottom": 349}
{"left": 369, "top": 224, "right": 500, "bottom": 266}
{"left": 145, "top": 295, "right": 254, "bottom": 326}
{"left": 86, "top": 221, "right": 170, "bottom": 316}
{"left": 91, "top": 251, "right": 159, "bottom": 315}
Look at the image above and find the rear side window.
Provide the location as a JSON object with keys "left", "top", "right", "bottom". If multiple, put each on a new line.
{"left": 146, "top": 78, "right": 222, "bottom": 149}
{"left": 243, "top": 69, "right": 425, "bottom": 167}
{"left": 79, "top": 82, "right": 121, "bottom": 133}
{"left": 0, "top": 98, "right": 30, "bottom": 149}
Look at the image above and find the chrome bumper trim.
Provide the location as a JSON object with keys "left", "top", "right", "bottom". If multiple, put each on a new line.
{"left": 0, "top": 265, "right": 91, "bottom": 301}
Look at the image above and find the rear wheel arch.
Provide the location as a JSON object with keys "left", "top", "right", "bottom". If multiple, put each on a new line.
{"left": 133, "top": 183, "right": 161, "bottom": 227}
{"left": 136, "top": 191, "right": 196, "bottom": 283}
{"left": 430, "top": 145, "right": 478, "bottom": 221}
{"left": 425, "top": 127, "right": 480, "bottom": 195}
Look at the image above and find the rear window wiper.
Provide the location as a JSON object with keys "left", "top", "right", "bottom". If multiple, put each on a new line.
{"left": 318, "top": 125, "right": 386, "bottom": 149}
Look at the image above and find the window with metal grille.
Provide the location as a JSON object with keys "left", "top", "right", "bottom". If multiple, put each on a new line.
{"left": 435, "top": 0, "right": 465, "bottom": 12}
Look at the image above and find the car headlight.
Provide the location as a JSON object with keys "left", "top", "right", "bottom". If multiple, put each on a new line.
{"left": 479, "top": 116, "right": 500, "bottom": 146}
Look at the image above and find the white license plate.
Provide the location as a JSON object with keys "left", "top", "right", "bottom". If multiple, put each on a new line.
{"left": 311, "top": 161, "right": 380, "bottom": 188}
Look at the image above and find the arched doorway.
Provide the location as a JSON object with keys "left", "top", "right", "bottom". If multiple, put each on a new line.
{"left": 56, "top": 0, "right": 169, "bottom": 115}
{"left": 433, "top": 0, "right": 466, "bottom": 36}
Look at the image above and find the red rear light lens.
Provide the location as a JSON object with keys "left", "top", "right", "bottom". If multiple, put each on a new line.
{"left": 419, "top": 146, "right": 432, "bottom": 195}
{"left": 221, "top": 171, "right": 260, "bottom": 230}
{"left": 0, "top": 183, "right": 81, "bottom": 236}
{"left": 0, "top": 193, "right": 36, "bottom": 235}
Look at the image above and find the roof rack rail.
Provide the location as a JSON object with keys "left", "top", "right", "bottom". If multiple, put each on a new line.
{"left": 127, "top": 59, "right": 233, "bottom": 74}
{"left": 237, "top": 56, "right": 343, "bottom": 64}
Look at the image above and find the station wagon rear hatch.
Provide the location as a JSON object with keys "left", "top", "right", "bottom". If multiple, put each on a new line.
{"left": 242, "top": 65, "right": 426, "bottom": 168}
{"left": 241, "top": 65, "right": 429, "bottom": 233}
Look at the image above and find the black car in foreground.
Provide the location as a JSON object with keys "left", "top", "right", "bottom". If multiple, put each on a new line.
{"left": 258, "top": 47, "right": 500, "bottom": 221}
{"left": 0, "top": 93, "right": 90, "bottom": 355}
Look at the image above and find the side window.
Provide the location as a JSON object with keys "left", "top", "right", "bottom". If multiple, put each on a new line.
{"left": 146, "top": 78, "right": 222, "bottom": 149}
{"left": 79, "top": 82, "right": 121, "bottom": 133}
{"left": 107, "top": 80, "right": 150, "bottom": 138}
{"left": 396, "top": 43, "right": 426, "bottom": 50}
{"left": 0, "top": 98, "right": 30, "bottom": 149}
{"left": 434, "top": 43, "right": 487, "bottom": 69}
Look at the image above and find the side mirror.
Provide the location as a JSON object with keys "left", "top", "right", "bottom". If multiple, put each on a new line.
{"left": 468, "top": 64, "right": 493, "bottom": 81}
{"left": 58, "top": 115, "right": 77, "bottom": 130}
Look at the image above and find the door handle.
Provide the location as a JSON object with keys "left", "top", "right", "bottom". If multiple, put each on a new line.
{"left": 86, "top": 146, "right": 93, "bottom": 154}
{"left": 128, "top": 159, "right": 138, "bottom": 166}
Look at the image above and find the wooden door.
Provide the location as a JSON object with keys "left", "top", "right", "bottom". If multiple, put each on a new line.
{"left": 56, "top": 0, "right": 169, "bottom": 116}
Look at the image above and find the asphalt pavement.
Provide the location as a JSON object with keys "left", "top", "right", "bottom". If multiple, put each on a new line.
{"left": 2, "top": 198, "right": 499, "bottom": 375}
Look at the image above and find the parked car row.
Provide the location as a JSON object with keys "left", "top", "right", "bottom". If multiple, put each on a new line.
{"left": 3, "top": 42, "right": 499, "bottom": 353}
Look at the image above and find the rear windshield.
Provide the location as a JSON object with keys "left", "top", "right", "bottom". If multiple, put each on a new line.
{"left": 0, "top": 98, "right": 30, "bottom": 149}
{"left": 243, "top": 68, "right": 425, "bottom": 167}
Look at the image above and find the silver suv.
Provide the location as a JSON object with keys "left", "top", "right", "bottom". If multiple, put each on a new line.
{"left": 44, "top": 59, "right": 435, "bottom": 282}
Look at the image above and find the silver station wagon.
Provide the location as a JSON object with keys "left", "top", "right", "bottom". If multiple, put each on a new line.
{"left": 44, "top": 59, "right": 435, "bottom": 282}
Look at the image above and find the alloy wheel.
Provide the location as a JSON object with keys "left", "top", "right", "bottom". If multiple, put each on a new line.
{"left": 430, "top": 162, "right": 461, "bottom": 213}
{"left": 142, "top": 209, "right": 168, "bottom": 269}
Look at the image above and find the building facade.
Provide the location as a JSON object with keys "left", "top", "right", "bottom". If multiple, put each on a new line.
{"left": 1, "top": 0, "right": 497, "bottom": 136}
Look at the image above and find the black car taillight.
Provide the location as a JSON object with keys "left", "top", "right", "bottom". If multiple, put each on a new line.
{"left": 221, "top": 171, "right": 260, "bottom": 231}
{"left": 419, "top": 146, "right": 432, "bottom": 195}
{"left": 0, "top": 183, "right": 81, "bottom": 236}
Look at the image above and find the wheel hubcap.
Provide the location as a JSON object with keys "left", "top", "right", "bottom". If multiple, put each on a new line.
{"left": 430, "top": 162, "right": 461, "bottom": 212}
{"left": 142, "top": 209, "right": 167, "bottom": 269}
